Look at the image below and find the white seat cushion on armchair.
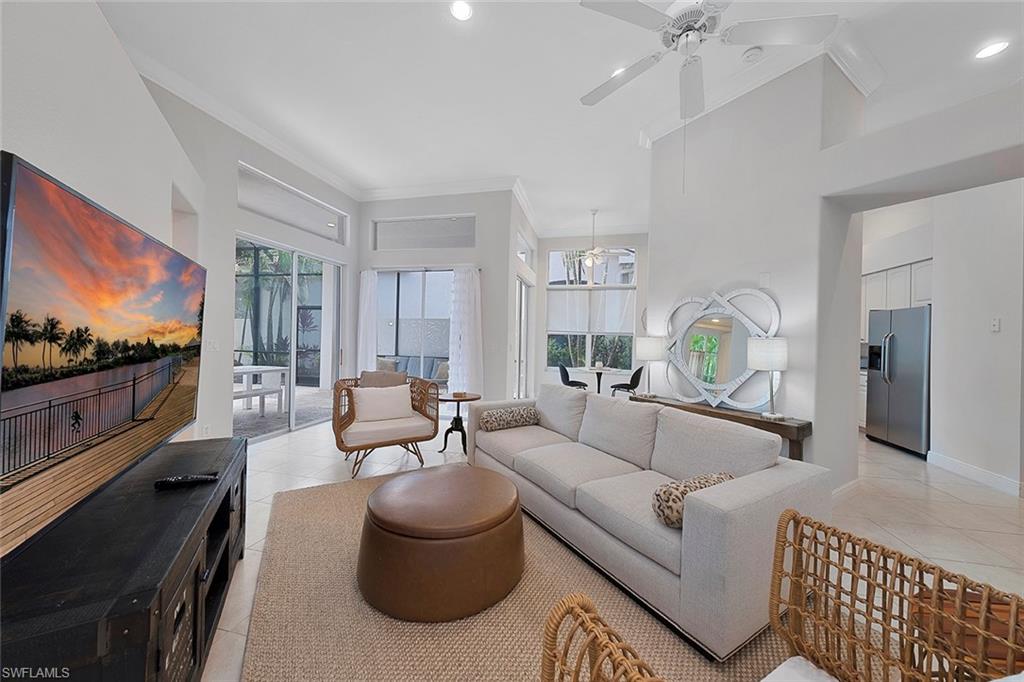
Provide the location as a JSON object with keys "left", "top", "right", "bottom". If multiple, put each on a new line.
{"left": 344, "top": 415, "right": 434, "bottom": 448}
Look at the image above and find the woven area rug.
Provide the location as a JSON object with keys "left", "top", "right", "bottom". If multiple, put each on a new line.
{"left": 242, "top": 473, "right": 789, "bottom": 681}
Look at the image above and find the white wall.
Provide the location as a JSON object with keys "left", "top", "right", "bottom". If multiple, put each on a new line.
{"left": 359, "top": 191, "right": 514, "bottom": 400}
{"left": 0, "top": 1, "right": 209, "bottom": 437}
{"left": 144, "top": 81, "right": 362, "bottom": 438}
{"left": 648, "top": 57, "right": 863, "bottom": 486}
{"left": 930, "top": 179, "right": 1023, "bottom": 492}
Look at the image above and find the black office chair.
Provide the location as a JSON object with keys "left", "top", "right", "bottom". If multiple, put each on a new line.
{"left": 559, "top": 365, "right": 588, "bottom": 390}
{"left": 611, "top": 366, "right": 644, "bottom": 397}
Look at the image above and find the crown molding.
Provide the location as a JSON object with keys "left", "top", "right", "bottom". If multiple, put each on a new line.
{"left": 120, "top": 41, "right": 369, "bottom": 201}
{"left": 825, "top": 20, "right": 886, "bottom": 98}
{"left": 361, "top": 176, "right": 521, "bottom": 202}
{"left": 511, "top": 178, "right": 540, "bottom": 232}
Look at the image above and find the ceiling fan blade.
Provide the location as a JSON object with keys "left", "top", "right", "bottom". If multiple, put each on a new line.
{"left": 721, "top": 14, "right": 839, "bottom": 46}
{"left": 581, "top": 52, "right": 664, "bottom": 106}
{"left": 580, "top": 0, "right": 670, "bottom": 31}
{"left": 679, "top": 56, "right": 705, "bottom": 118}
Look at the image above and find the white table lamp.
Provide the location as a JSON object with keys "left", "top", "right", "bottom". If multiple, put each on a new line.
{"left": 747, "top": 337, "right": 788, "bottom": 421}
{"left": 635, "top": 336, "right": 665, "bottom": 394}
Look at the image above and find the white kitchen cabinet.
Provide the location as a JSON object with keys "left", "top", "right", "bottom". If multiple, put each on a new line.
{"left": 885, "top": 265, "right": 912, "bottom": 309}
{"left": 862, "top": 271, "right": 887, "bottom": 340}
{"left": 911, "top": 260, "right": 933, "bottom": 305}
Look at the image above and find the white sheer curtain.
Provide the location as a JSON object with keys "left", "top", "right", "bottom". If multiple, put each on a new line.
{"left": 356, "top": 270, "right": 378, "bottom": 374}
{"left": 449, "top": 266, "right": 484, "bottom": 394}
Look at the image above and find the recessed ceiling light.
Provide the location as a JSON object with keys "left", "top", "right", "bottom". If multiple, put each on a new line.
{"left": 975, "top": 41, "right": 1009, "bottom": 59}
{"left": 450, "top": 1, "right": 472, "bottom": 21}
{"left": 611, "top": 67, "right": 626, "bottom": 77}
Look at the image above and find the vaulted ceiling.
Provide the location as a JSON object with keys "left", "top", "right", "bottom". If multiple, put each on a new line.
{"left": 100, "top": 2, "right": 1023, "bottom": 236}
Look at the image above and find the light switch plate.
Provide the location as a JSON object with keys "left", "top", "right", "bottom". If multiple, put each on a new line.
{"left": 991, "top": 317, "right": 1002, "bottom": 333}
{"left": 759, "top": 272, "right": 771, "bottom": 289}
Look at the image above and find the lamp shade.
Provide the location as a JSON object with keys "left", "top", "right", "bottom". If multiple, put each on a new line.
{"left": 747, "top": 337, "right": 788, "bottom": 371}
{"left": 635, "top": 336, "right": 666, "bottom": 362}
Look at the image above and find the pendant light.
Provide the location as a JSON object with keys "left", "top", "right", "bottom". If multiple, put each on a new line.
{"left": 582, "top": 209, "right": 606, "bottom": 268}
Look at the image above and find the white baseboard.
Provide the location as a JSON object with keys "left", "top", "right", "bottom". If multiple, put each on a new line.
{"left": 927, "top": 450, "right": 1021, "bottom": 497}
{"left": 832, "top": 477, "right": 861, "bottom": 498}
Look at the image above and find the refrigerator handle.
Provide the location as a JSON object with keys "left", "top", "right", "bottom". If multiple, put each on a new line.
{"left": 882, "top": 332, "right": 894, "bottom": 384}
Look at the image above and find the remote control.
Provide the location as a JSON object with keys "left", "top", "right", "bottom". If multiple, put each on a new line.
{"left": 154, "top": 473, "right": 219, "bottom": 491}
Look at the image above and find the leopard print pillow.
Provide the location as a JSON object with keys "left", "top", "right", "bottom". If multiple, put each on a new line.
{"left": 652, "top": 472, "right": 735, "bottom": 529}
{"left": 479, "top": 406, "right": 540, "bottom": 432}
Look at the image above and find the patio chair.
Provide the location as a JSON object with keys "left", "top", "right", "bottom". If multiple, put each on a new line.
{"left": 767, "top": 509, "right": 1023, "bottom": 681}
{"left": 559, "top": 365, "right": 588, "bottom": 390}
{"left": 332, "top": 374, "right": 438, "bottom": 477}
{"left": 611, "top": 367, "right": 644, "bottom": 397}
{"left": 541, "top": 593, "right": 663, "bottom": 681}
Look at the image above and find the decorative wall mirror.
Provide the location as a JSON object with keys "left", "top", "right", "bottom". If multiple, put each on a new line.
{"left": 664, "top": 288, "right": 781, "bottom": 410}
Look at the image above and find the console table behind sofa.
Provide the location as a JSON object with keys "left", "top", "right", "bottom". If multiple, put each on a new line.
{"left": 630, "top": 396, "right": 812, "bottom": 461}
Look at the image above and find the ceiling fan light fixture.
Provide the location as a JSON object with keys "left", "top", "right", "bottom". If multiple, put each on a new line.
{"left": 583, "top": 209, "right": 606, "bottom": 269}
{"left": 975, "top": 41, "right": 1009, "bottom": 59}
{"left": 450, "top": 1, "right": 473, "bottom": 22}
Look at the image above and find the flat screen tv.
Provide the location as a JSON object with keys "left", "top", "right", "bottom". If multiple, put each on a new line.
{"left": 0, "top": 152, "right": 206, "bottom": 492}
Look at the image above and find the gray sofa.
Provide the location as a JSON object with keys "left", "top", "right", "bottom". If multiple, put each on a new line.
{"left": 467, "top": 384, "right": 831, "bottom": 662}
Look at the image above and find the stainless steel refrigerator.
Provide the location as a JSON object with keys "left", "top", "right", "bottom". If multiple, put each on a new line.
{"left": 866, "top": 306, "right": 931, "bottom": 456}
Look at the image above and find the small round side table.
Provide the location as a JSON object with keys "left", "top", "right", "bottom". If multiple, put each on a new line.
{"left": 438, "top": 393, "right": 481, "bottom": 454}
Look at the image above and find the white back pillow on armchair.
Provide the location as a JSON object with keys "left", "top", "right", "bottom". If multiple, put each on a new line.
{"left": 352, "top": 384, "right": 415, "bottom": 422}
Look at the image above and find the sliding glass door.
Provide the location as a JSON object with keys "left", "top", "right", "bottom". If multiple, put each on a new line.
{"left": 376, "top": 270, "right": 453, "bottom": 393}
{"left": 233, "top": 239, "right": 342, "bottom": 438}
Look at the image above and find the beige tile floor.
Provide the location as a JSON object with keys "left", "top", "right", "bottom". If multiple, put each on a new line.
{"left": 201, "top": 427, "right": 1024, "bottom": 681}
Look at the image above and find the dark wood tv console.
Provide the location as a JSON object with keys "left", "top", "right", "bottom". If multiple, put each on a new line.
{"left": 1, "top": 437, "right": 246, "bottom": 682}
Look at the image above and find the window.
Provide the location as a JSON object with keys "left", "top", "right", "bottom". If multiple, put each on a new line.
{"left": 375, "top": 270, "right": 453, "bottom": 387}
{"left": 515, "top": 232, "right": 534, "bottom": 268}
{"left": 545, "top": 249, "right": 637, "bottom": 370}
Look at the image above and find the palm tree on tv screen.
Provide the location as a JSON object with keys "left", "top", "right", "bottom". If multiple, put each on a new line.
{"left": 61, "top": 326, "right": 94, "bottom": 366}
{"left": 5, "top": 309, "right": 39, "bottom": 368}
{"left": 39, "top": 315, "right": 66, "bottom": 370}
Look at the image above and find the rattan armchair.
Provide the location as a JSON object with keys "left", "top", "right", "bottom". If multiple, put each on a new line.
{"left": 541, "top": 593, "right": 663, "bottom": 682}
{"left": 331, "top": 376, "right": 439, "bottom": 477}
{"left": 770, "top": 509, "right": 1023, "bottom": 681}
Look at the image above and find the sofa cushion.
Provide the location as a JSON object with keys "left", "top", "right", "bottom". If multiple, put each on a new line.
{"left": 514, "top": 442, "right": 640, "bottom": 508}
{"left": 577, "top": 470, "right": 682, "bottom": 575}
{"left": 761, "top": 657, "right": 838, "bottom": 682}
{"left": 359, "top": 370, "right": 408, "bottom": 387}
{"left": 535, "top": 384, "right": 588, "bottom": 440}
{"left": 578, "top": 394, "right": 662, "bottom": 468}
{"left": 353, "top": 384, "right": 415, "bottom": 422}
{"left": 475, "top": 425, "right": 570, "bottom": 469}
{"left": 344, "top": 414, "right": 433, "bottom": 448}
{"left": 652, "top": 472, "right": 735, "bottom": 529}
{"left": 479, "top": 406, "right": 540, "bottom": 432}
{"left": 650, "top": 408, "right": 781, "bottom": 481}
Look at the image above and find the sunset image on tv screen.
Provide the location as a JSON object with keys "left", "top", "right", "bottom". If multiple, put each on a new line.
{"left": 1, "top": 160, "right": 205, "bottom": 486}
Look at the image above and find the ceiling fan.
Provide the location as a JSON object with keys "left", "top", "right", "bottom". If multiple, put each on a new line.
{"left": 579, "top": 0, "right": 839, "bottom": 118}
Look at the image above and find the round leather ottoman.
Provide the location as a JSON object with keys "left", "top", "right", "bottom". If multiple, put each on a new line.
{"left": 356, "top": 464, "right": 524, "bottom": 622}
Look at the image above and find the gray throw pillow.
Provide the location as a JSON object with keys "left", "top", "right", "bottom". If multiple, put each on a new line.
{"left": 652, "top": 472, "right": 735, "bottom": 529}
{"left": 479, "top": 406, "right": 540, "bottom": 432}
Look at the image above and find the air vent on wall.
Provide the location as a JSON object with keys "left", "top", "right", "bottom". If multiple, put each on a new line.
{"left": 374, "top": 215, "right": 476, "bottom": 251}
